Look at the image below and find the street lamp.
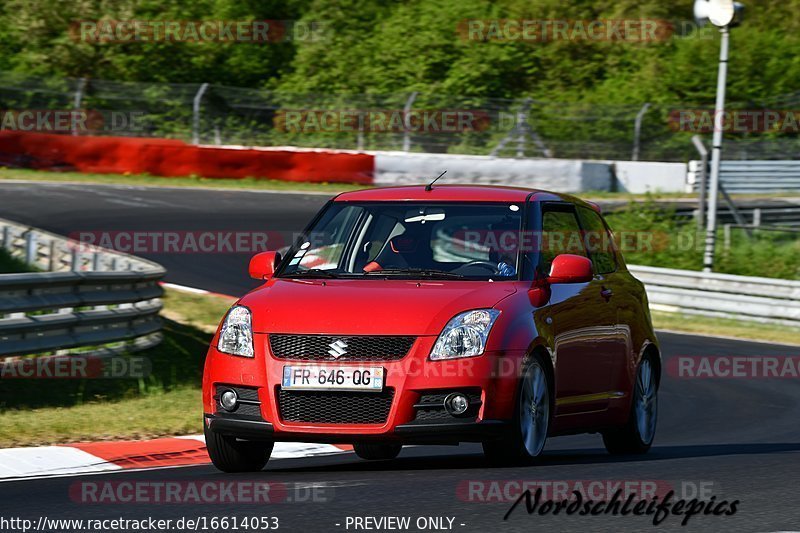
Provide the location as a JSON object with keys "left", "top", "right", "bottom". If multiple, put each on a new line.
{"left": 693, "top": 0, "right": 745, "bottom": 272}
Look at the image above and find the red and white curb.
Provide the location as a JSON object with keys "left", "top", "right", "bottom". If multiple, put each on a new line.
{"left": 0, "top": 436, "right": 352, "bottom": 482}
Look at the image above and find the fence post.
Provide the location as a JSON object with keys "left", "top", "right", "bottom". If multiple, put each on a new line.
{"left": 632, "top": 103, "right": 651, "bottom": 161}
{"left": 402, "top": 91, "right": 418, "bottom": 152}
{"left": 72, "top": 77, "right": 87, "bottom": 136}
{"left": 1, "top": 225, "right": 10, "bottom": 249}
{"left": 192, "top": 83, "right": 210, "bottom": 145}
{"left": 723, "top": 224, "right": 731, "bottom": 250}
{"left": 516, "top": 100, "right": 530, "bottom": 158}
{"left": 24, "top": 231, "right": 37, "bottom": 266}
{"left": 753, "top": 208, "right": 761, "bottom": 227}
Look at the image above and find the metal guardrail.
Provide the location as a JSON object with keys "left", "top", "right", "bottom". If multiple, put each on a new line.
{"left": 0, "top": 217, "right": 165, "bottom": 358}
{"left": 629, "top": 265, "right": 800, "bottom": 326}
{"left": 689, "top": 160, "right": 800, "bottom": 193}
{"left": 675, "top": 205, "right": 800, "bottom": 227}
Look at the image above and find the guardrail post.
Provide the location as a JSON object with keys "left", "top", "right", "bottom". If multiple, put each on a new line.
{"left": 24, "top": 231, "right": 37, "bottom": 266}
{"left": 753, "top": 208, "right": 761, "bottom": 227}
{"left": 1, "top": 225, "right": 10, "bottom": 249}
{"left": 48, "top": 240, "right": 57, "bottom": 271}
{"left": 71, "top": 248, "right": 81, "bottom": 271}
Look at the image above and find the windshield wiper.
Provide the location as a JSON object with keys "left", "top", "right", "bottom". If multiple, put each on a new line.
{"left": 364, "top": 268, "right": 466, "bottom": 280}
{"left": 285, "top": 268, "right": 340, "bottom": 278}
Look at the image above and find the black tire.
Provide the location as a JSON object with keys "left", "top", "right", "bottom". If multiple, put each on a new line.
{"left": 483, "top": 354, "right": 552, "bottom": 465}
{"left": 353, "top": 442, "right": 402, "bottom": 460}
{"left": 603, "top": 355, "right": 658, "bottom": 455}
{"left": 204, "top": 423, "right": 273, "bottom": 473}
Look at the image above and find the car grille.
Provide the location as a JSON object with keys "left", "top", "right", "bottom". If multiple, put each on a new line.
{"left": 269, "top": 334, "right": 415, "bottom": 362}
{"left": 277, "top": 388, "right": 395, "bottom": 424}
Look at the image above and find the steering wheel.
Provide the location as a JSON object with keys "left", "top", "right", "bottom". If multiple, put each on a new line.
{"left": 456, "top": 260, "right": 498, "bottom": 273}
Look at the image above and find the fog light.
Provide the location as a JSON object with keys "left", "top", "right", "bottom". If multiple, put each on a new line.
{"left": 219, "top": 389, "right": 238, "bottom": 411}
{"left": 444, "top": 393, "right": 469, "bottom": 416}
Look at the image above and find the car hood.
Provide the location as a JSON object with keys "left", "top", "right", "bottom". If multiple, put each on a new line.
{"left": 242, "top": 278, "right": 517, "bottom": 336}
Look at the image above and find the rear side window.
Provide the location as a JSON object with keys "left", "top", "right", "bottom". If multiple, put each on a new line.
{"left": 576, "top": 206, "right": 617, "bottom": 274}
{"left": 539, "top": 206, "right": 588, "bottom": 274}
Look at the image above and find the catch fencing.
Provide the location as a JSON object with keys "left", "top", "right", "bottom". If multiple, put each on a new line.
{"left": 2, "top": 71, "right": 800, "bottom": 162}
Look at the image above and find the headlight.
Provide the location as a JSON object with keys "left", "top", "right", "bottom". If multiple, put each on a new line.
{"left": 217, "top": 306, "right": 254, "bottom": 357}
{"left": 430, "top": 309, "right": 500, "bottom": 360}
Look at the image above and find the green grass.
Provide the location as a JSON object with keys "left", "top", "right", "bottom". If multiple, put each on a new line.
{"left": 0, "top": 388, "right": 201, "bottom": 447}
{"left": 0, "top": 318, "right": 212, "bottom": 447}
{"left": 652, "top": 311, "right": 800, "bottom": 347}
{"left": 0, "top": 288, "right": 230, "bottom": 447}
{"left": 0, "top": 167, "right": 367, "bottom": 194}
{"left": 160, "top": 287, "right": 235, "bottom": 333}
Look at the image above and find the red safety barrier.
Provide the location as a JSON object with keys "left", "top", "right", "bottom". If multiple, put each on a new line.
{"left": 0, "top": 131, "right": 374, "bottom": 184}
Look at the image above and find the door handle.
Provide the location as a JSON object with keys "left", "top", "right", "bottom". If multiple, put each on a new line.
{"left": 600, "top": 287, "right": 613, "bottom": 301}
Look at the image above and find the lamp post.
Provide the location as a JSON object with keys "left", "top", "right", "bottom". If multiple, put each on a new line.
{"left": 692, "top": 0, "right": 744, "bottom": 272}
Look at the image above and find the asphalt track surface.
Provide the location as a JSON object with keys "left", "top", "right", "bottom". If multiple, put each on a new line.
{"left": 1, "top": 181, "right": 799, "bottom": 532}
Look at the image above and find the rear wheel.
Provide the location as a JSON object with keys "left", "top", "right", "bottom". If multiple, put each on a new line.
{"left": 483, "top": 356, "right": 551, "bottom": 465}
{"left": 353, "top": 442, "right": 402, "bottom": 460}
{"left": 603, "top": 355, "right": 658, "bottom": 455}
{"left": 204, "top": 423, "right": 273, "bottom": 473}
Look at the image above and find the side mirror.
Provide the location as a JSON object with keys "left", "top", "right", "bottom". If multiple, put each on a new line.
{"left": 249, "top": 251, "right": 282, "bottom": 280}
{"left": 547, "top": 254, "right": 593, "bottom": 284}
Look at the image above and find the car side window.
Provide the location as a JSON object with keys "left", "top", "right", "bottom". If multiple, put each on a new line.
{"left": 576, "top": 206, "right": 617, "bottom": 275}
{"left": 539, "top": 206, "right": 588, "bottom": 274}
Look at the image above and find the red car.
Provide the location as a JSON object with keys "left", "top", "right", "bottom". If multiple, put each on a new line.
{"left": 202, "top": 185, "right": 660, "bottom": 472}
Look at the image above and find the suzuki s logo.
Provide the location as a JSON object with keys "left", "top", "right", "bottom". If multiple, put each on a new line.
{"left": 327, "top": 340, "right": 348, "bottom": 359}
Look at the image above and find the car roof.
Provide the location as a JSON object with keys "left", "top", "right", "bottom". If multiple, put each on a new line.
{"left": 334, "top": 184, "right": 600, "bottom": 211}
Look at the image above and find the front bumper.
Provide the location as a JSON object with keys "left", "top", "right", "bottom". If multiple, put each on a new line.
{"left": 204, "top": 413, "right": 509, "bottom": 445}
{"left": 202, "top": 333, "right": 524, "bottom": 443}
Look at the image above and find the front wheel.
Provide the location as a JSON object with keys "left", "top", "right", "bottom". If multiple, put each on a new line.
{"left": 483, "top": 356, "right": 551, "bottom": 465}
{"left": 603, "top": 355, "right": 658, "bottom": 455}
{"left": 353, "top": 442, "right": 402, "bottom": 460}
{"left": 204, "top": 423, "right": 273, "bottom": 473}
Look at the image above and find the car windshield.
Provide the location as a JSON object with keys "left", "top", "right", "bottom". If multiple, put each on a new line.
{"left": 277, "top": 202, "right": 524, "bottom": 280}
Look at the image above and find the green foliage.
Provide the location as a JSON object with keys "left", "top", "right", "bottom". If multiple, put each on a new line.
{"left": 0, "top": 1, "right": 798, "bottom": 157}
{"left": 605, "top": 196, "right": 800, "bottom": 279}
{"left": 0, "top": 249, "right": 32, "bottom": 273}
{"left": 0, "top": 0, "right": 797, "bottom": 104}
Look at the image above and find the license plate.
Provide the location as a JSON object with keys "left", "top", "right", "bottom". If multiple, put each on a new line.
{"left": 282, "top": 366, "right": 384, "bottom": 392}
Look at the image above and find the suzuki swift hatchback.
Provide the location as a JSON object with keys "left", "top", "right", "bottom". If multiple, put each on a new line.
{"left": 202, "top": 185, "right": 660, "bottom": 472}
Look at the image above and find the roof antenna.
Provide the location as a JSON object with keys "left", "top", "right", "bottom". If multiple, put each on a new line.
{"left": 425, "top": 170, "right": 447, "bottom": 191}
